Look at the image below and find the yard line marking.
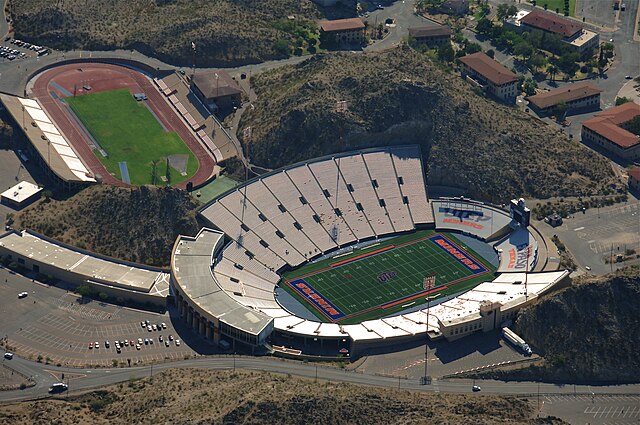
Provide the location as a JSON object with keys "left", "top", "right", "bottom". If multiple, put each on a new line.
{"left": 573, "top": 226, "right": 585, "bottom": 231}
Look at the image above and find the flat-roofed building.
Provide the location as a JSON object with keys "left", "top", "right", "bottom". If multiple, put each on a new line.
{"left": 191, "top": 70, "right": 243, "bottom": 113}
{"left": 320, "top": 18, "right": 365, "bottom": 45}
{"left": 508, "top": 9, "right": 599, "bottom": 56}
{"left": 0, "top": 181, "right": 42, "bottom": 209}
{"left": 527, "top": 81, "right": 602, "bottom": 117}
{"left": 581, "top": 102, "right": 640, "bottom": 161}
{"left": 408, "top": 26, "right": 452, "bottom": 47}
{"left": 628, "top": 167, "right": 640, "bottom": 193}
{"left": 459, "top": 52, "right": 519, "bottom": 103}
{"left": 0, "top": 230, "right": 170, "bottom": 306}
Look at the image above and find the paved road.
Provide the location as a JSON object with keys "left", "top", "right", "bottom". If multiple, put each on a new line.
{"left": 2, "top": 353, "right": 639, "bottom": 404}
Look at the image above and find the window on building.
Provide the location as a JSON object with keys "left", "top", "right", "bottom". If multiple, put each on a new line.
{"left": 356, "top": 202, "right": 364, "bottom": 211}
{"left": 299, "top": 196, "right": 307, "bottom": 205}
{"left": 259, "top": 239, "right": 269, "bottom": 248}
{"left": 258, "top": 213, "right": 267, "bottom": 222}
{"left": 347, "top": 183, "right": 354, "bottom": 192}
{"left": 312, "top": 214, "right": 321, "bottom": 223}
{"left": 397, "top": 176, "right": 404, "bottom": 185}
{"left": 277, "top": 204, "right": 287, "bottom": 213}
{"left": 293, "top": 221, "right": 303, "bottom": 230}
{"left": 379, "top": 198, "right": 386, "bottom": 207}
{"left": 322, "top": 189, "right": 331, "bottom": 198}
{"left": 240, "top": 223, "right": 250, "bottom": 232}
{"left": 402, "top": 196, "right": 409, "bottom": 205}
{"left": 372, "top": 179, "right": 379, "bottom": 188}
{"left": 275, "top": 230, "right": 285, "bottom": 238}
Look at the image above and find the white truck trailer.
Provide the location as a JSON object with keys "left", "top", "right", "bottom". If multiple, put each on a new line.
{"left": 502, "top": 327, "right": 532, "bottom": 355}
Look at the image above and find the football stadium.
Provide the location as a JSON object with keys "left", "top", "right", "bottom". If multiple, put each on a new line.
{"left": 170, "top": 145, "right": 569, "bottom": 358}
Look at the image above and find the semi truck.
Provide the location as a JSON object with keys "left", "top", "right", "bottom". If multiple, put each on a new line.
{"left": 502, "top": 327, "right": 532, "bottom": 355}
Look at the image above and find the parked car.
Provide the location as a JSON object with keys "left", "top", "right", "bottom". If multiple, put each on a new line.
{"left": 105, "top": 341, "right": 110, "bottom": 348}
{"left": 161, "top": 322, "right": 167, "bottom": 329}
{"left": 94, "top": 341, "right": 99, "bottom": 349}
{"left": 168, "top": 335, "right": 174, "bottom": 341}
{"left": 159, "top": 335, "right": 163, "bottom": 342}
{"left": 165, "top": 340, "right": 170, "bottom": 347}
{"left": 175, "top": 339, "right": 181, "bottom": 347}
{"left": 89, "top": 342, "right": 93, "bottom": 349}
{"left": 18, "top": 292, "right": 28, "bottom": 299}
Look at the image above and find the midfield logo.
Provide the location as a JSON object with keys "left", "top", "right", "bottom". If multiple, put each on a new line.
{"left": 377, "top": 271, "right": 397, "bottom": 283}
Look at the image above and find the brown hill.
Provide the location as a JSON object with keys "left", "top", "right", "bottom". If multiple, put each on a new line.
{"left": 10, "top": 0, "right": 324, "bottom": 66}
{"left": 239, "top": 49, "right": 618, "bottom": 201}
{"left": 511, "top": 267, "right": 640, "bottom": 383}
{"left": 12, "top": 185, "right": 200, "bottom": 266}
{"left": 0, "top": 369, "right": 567, "bottom": 424}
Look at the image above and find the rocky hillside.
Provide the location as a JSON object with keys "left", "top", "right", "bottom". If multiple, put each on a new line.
{"left": 240, "top": 49, "right": 617, "bottom": 201}
{"left": 9, "top": 0, "right": 324, "bottom": 66}
{"left": 13, "top": 185, "right": 200, "bottom": 266}
{"left": 499, "top": 268, "right": 639, "bottom": 383}
{"left": 0, "top": 369, "right": 566, "bottom": 424}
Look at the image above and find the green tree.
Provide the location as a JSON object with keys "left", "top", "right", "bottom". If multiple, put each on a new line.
{"left": 514, "top": 41, "right": 534, "bottom": 60}
{"left": 475, "top": 17, "right": 493, "bottom": 35}
{"left": 547, "top": 64, "right": 559, "bottom": 81}
{"left": 555, "top": 100, "right": 568, "bottom": 119}
{"left": 437, "top": 43, "right": 455, "bottom": 62}
{"left": 528, "top": 53, "right": 547, "bottom": 73}
{"left": 624, "top": 115, "right": 640, "bottom": 135}
{"left": 486, "top": 49, "right": 495, "bottom": 58}
{"left": 464, "top": 41, "right": 482, "bottom": 54}
{"left": 615, "top": 96, "right": 631, "bottom": 106}
{"left": 272, "top": 39, "right": 291, "bottom": 56}
{"left": 522, "top": 78, "right": 538, "bottom": 96}
{"left": 77, "top": 284, "right": 93, "bottom": 298}
{"left": 496, "top": 3, "right": 509, "bottom": 20}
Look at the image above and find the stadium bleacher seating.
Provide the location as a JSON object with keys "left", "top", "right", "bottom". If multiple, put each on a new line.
{"left": 201, "top": 146, "right": 434, "bottom": 315}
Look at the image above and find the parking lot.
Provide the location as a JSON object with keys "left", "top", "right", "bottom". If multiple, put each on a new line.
{"left": 353, "top": 328, "right": 529, "bottom": 380}
{"left": 542, "top": 394, "right": 640, "bottom": 425}
{"left": 0, "top": 38, "right": 49, "bottom": 62}
{"left": 536, "top": 201, "right": 640, "bottom": 275}
{"left": 0, "top": 266, "right": 216, "bottom": 368}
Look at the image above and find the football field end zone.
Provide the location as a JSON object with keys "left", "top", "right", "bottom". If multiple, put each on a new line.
{"left": 285, "top": 279, "right": 346, "bottom": 322}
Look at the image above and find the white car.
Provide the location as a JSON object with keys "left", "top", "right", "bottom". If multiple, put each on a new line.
{"left": 4, "top": 352, "right": 13, "bottom": 359}
{"left": 585, "top": 266, "right": 592, "bottom": 271}
{"left": 472, "top": 385, "right": 481, "bottom": 392}
{"left": 161, "top": 322, "right": 167, "bottom": 329}
{"left": 147, "top": 325, "right": 152, "bottom": 332}
{"left": 18, "top": 292, "right": 28, "bottom": 299}
{"left": 175, "top": 339, "right": 181, "bottom": 347}
{"left": 94, "top": 341, "right": 99, "bottom": 349}
{"left": 152, "top": 324, "right": 157, "bottom": 331}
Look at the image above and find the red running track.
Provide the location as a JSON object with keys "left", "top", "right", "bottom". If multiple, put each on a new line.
{"left": 31, "top": 63, "right": 216, "bottom": 189}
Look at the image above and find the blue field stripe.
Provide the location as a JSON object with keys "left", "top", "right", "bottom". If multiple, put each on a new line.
{"left": 428, "top": 234, "right": 488, "bottom": 274}
{"left": 118, "top": 162, "right": 131, "bottom": 184}
{"left": 287, "top": 279, "right": 345, "bottom": 321}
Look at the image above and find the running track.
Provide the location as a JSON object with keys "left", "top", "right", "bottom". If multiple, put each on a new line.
{"left": 31, "top": 63, "right": 216, "bottom": 189}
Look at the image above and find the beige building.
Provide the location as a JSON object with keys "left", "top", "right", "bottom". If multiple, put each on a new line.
{"left": 408, "top": 26, "right": 452, "bottom": 48}
{"left": 581, "top": 102, "right": 640, "bottom": 161}
{"left": 527, "top": 81, "right": 602, "bottom": 117}
{"left": 191, "top": 70, "right": 243, "bottom": 113}
{"left": 0, "top": 230, "right": 170, "bottom": 307}
{"left": 320, "top": 18, "right": 365, "bottom": 45}
{"left": 459, "top": 52, "right": 519, "bottom": 103}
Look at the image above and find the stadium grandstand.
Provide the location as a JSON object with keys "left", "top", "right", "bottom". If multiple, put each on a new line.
{"left": 0, "top": 230, "right": 169, "bottom": 305}
{"left": 0, "top": 94, "right": 96, "bottom": 189}
{"left": 168, "top": 145, "right": 564, "bottom": 358}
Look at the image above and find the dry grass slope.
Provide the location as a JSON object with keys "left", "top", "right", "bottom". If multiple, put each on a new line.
{"left": 13, "top": 185, "right": 200, "bottom": 266}
{"left": 0, "top": 369, "right": 568, "bottom": 424}
{"left": 240, "top": 49, "right": 618, "bottom": 201}
{"left": 10, "top": 0, "right": 323, "bottom": 66}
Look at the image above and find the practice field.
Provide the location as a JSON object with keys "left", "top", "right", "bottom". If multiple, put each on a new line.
{"left": 66, "top": 89, "right": 198, "bottom": 185}
{"left": 280, "top": 230, "right": 496, "bottom": 324}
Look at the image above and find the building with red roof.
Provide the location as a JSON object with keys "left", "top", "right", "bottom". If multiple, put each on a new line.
{"left": 320, "top": 18, "right": 365, "bottom": 45}
{"left": 581, "top": 102, "right": 640, "bottom": 161}
{"left": 527, "top": 81, "right": 602, "bottom": 117}
{"left": 507, "top": 9, "right": 599, "bottom": 56}
{"left": 459, "top": 52, "right": 519, "bottom": 103}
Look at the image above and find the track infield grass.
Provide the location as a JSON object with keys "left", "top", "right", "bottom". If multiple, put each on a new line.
{"left": 280, "top": 230, "right": 496, "bottom": 324}
{"left": 66, "top": 88, "right": 198, "bottom": 185}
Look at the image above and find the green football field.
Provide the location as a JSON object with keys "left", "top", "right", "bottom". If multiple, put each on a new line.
{"left": 66, "top": 88, "right": 198, "bottom": 185}
{"left": 280, "top": 230, "right": 496, "bottom": 324}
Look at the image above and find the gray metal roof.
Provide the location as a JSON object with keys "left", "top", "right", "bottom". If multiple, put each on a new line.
{"left": 172, "top": 228, "right": 273, "bottom": 336}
